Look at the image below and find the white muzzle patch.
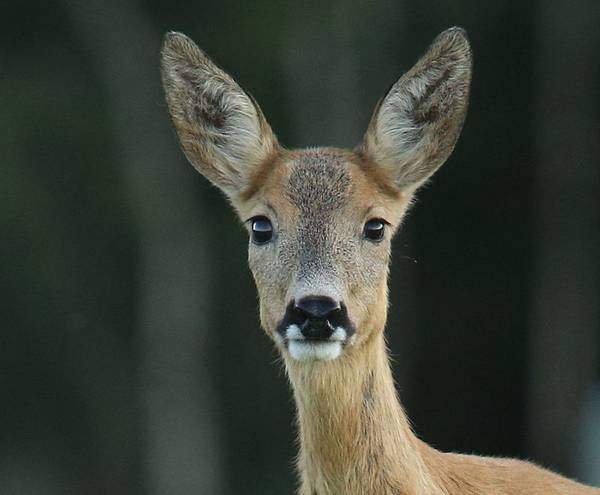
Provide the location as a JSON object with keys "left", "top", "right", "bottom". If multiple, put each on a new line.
{"left": 285, "top": 324, "right": 347, "bottom": 361}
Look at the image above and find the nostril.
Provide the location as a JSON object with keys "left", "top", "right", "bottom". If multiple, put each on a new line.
{"left": 277, "top": 298, "right": 353, "bottom": 343}
{"left": 294, "top": 296, "right": 341, "bottom": 321}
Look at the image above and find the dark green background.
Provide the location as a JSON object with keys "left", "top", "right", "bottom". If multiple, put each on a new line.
{"left": 1, "top": 1, "right": 599, "bottom": 493}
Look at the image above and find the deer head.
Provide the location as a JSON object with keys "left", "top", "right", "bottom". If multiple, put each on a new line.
{"left": 161, "top": 28, "right": 472, "bottom": 363}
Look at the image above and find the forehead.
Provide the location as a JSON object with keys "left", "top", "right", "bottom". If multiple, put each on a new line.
{"left": 241, "top": 147, "right": 404, "bottom": 220}
{"left": 286, "top": 149, "right": 352, "bottom": 214}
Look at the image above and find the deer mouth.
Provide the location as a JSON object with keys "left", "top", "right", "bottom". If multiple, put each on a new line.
{"left": 275, "top": 301, "right": 355, "bottom": 361}
{"left": 281, "top": 324, "right": 351, "bottom": 361}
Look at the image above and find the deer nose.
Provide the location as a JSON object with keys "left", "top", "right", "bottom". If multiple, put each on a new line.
{"left": 295, "top": 296, "right": 340, "bottom": 320}
{"left": 294, "top": 296, "right": 341, "bottom": 340}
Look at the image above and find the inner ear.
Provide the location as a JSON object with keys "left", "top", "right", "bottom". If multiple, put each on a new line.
{"left": 360, "top": 27, "right": 472, "bottom": 192}
{"left": 160, "top": 32, "right": 279, "bottom": 200}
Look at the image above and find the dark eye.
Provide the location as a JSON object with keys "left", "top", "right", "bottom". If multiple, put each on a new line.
{"left": 251, "top": 216, "right": 273, "bottom": 245}
{"left": 363, "top": 219, "right": 385, "bottom": 242}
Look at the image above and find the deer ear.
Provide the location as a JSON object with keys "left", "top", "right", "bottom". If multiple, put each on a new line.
{"left": 360, "top": 27, "right": 472, "bottom": 193}
{"left": 161, "top": 32, "right": 278, "bottom": 199}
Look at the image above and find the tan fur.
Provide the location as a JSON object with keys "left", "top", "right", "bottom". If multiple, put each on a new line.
{"left": 161, "top": 28, "right": 599, "bottom": 495}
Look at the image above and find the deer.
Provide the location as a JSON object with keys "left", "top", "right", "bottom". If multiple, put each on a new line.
{"left": 160, "top": 27, "right": 599, "bottom": 495}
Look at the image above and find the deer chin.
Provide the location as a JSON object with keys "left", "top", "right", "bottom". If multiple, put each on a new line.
{"left": 288, "top": 340, "right": 343, "bottom": 361}
{"left": 283, "top": 324, "right": 349, "bottom": 362}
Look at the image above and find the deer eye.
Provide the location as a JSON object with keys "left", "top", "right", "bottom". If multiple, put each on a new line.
{"left": 251, "top": 216, "right": 273, "bottom": 245}
{"left": 364, "top": 219, "right": 385, "bottom": 242}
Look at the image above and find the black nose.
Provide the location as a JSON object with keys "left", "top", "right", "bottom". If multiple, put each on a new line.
{"left": 276, "top": 298, "right": 355, "bottom": 342}
{"left": 295, "top": 296, "right": 340, "bottom": 320}
{"left": 294, "top": 296, "right": 340, "bottom": 340}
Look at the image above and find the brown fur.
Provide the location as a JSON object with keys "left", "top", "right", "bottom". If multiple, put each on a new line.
{"left": 160, "top": 28, "right": 599, "bottom": 495}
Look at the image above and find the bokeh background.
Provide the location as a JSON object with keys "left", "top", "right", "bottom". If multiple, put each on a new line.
{"left": 2, "top": 0, "right": 599, "bottom": 493}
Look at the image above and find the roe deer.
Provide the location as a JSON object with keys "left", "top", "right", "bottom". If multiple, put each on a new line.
{"left": 160, "top": 27, "right": 599, "bottom": 495}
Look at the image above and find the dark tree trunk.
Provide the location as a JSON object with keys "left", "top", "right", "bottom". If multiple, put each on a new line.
{"left": 527, "top": 0, "right": 600, "bottom": 475}
{"left": 64, "top": 2, "right": 224, "bottom": 493}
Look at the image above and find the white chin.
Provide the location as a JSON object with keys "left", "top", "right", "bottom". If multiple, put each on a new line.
{"left": 287, "top": 340, "right": 343, "bottom": 361}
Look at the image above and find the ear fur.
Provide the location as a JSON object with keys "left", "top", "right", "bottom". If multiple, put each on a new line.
{"left": 160, "top": 32, "right": 278, "bottom": 199}
{"left": 360, "top": 27, "right": 472, "bottom": 192}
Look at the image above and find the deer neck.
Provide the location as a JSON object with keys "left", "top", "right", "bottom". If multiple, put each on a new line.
{"left": 285, "top": 332, "right": 440, "bottom": 495}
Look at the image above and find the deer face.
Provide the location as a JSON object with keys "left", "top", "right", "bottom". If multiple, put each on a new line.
{"left": 161, "top": 28, "right": 471, "bottom": 362}
{"left": 241, "top": 148, "right": 410, "bottom": 361}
